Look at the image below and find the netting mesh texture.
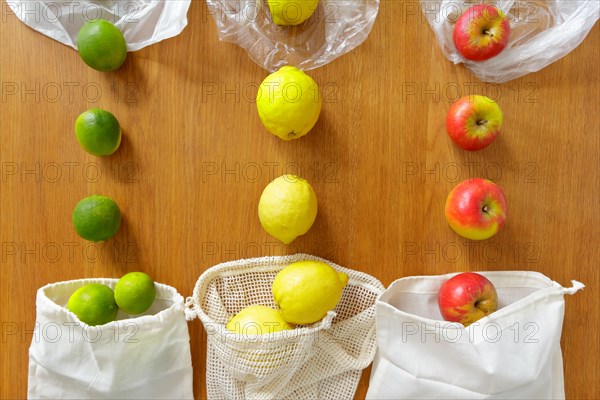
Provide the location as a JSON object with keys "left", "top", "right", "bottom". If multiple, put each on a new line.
{"left": 188, "top": 254, "right": 384, "bottom": 400}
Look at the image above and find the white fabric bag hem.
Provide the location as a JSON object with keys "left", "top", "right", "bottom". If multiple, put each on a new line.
{"left": 377, "top": 272, "right": 584, "bottom": 341}
{"left": 28, "top": 358, "right": 193, "bottom": 395}
{"left": 38, "top": 278, "right": 185, "bottom": 328}
{"left": 369, "top": 351, "right": 565, "bottom": 400}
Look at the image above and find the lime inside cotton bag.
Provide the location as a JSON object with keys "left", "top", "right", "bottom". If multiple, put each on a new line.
{"left": 366, "top": 271, "right": 584, "bottom": 399}
{"left": 6, "top": 0, "right": 192, "bottom": 51}
{"left": 28, "top": 279, "right": 194, "bottom": 399}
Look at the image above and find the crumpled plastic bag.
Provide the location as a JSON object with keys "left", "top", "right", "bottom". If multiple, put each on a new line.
{"left": 205, "top": 0, "right": 380, "bottom": 71}
{"left": 6, "top": 0, "right": 192, "bottom": 51}
{"left": 420, "top": 0, "right": 600, "bottom": 83}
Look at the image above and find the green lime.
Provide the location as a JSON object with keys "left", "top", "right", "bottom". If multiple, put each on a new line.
{"left": 67, "top": 283, "right": 119, "bottom": 326}
{"left": 114, "top": 272, "right": 156, "bottom": 315}
{"left": 77, "top": 20, "right": 127, "bottom": 72}
{"left": 75, "top": 108, "right": 122, "bottom": 156}
{"left": 72, "top": 195, "right": 121, "bottom": 242}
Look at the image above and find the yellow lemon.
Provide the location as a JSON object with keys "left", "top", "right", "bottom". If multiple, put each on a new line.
{"left": 272, "top": 260, "right": 348, "bottom": 325}
{"left": 256, "top": 66, "right": 322, "bottom": 141}
{"left": 267, "top": 0, "right": 320, "bottom": 26}
{"left": 226, "top": 305, "right": 294, "bottom": 335}
{"left": 258, "top": 175, "right": 317, "bottom": 244}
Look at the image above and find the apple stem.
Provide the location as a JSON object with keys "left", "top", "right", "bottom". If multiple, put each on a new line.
{"left": 475, "top": 301, "right": 487, "bottom": 312}
{"left": 482, "top": 205, "right": 489, "bottom": 213}
{"left": 483, "top": 30, "right": 494, "bottom": 37}
{"left": 476, "top": 119, "right": 488, "bottom": 126}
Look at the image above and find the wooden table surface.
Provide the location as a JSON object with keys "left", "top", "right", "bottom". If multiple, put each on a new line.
{"left": 1, "top": 1, "right": 599, "bottom": 398}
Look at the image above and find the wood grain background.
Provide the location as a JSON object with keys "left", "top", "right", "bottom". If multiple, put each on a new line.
{"left": 1, "top": 1, "right": 599, "bottom": 398}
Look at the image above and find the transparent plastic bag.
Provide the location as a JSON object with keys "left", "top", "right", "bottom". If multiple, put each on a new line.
{"left": 185, "top": 254, "right": 384, "bottom": 399}
{"left": 420, "top": 0, "right": 600, "bottom": 83}
{"left": 205, "top": 0, "right": 380, "bottom": 71}
{"left": 7, "top": 0, "right": 192, "bottom": 51}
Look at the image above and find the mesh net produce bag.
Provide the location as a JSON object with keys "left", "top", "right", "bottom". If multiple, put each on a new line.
{"left": 185, "top": 253, "right": 385, "bottom": 400}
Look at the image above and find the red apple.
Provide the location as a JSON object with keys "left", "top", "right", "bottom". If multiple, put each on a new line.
{"left": 445, "top": 178, "right": 507, "bottom": 240}
{"left": 453, "top": 4, "right": 510, "bottom": 61}
{"left": 446, "top": 95, "right": 503, "bottom": 151}
{"left": 438, "top": 272, "right": 498, "bottom": 326}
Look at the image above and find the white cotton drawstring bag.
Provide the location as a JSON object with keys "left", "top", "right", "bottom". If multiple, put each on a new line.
{"left": 185, "top": 254, "right": 385, "bottom": 400}
{"left": 366, "top": 271, "right": 584, "bottom": 399}
{"left": 28, "top": 278, "right": 194, "bottom": 399}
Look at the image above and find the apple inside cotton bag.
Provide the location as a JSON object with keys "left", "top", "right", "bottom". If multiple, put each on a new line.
{"left": 438, "top": 272, "right": 498, "bottom": 326}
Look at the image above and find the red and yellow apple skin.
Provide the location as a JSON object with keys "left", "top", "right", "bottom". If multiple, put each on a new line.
{"left": 438, "top": 272, "right": 498, "bottom": 326}
{"left": 445, "top": 178, "right": 507, "bottom": 240}
{"left": 446, "top": 95, "right": 502, "bottom": 151}
{"left": 453, "top": 4, "right": 510, "bottom": 61}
